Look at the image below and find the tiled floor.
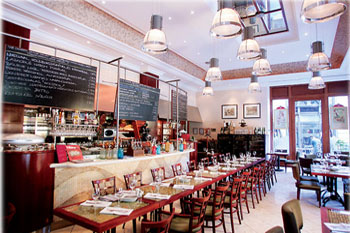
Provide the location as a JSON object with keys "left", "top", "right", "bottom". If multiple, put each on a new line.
{"left": 53, "top": 170, "right": 345, "bottom": 233}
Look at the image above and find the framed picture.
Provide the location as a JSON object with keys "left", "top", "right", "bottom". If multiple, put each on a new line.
{"left": 222, "top": 104, "right": 238, "bottom": 119}
{"left": 243, "top": 103, "right": 261, "bottom": 119}
{"left": 193, "top": 128, "right": 198, "bottom": 135}
{"left": 199, "top": 128, "right": 204, "bottom": 135}
{"left": 330, "top": 105, "right": 348, "bottom": 129}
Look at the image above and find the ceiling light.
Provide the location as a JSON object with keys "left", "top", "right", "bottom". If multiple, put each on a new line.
{"left": 168, "top": 16, "right": 172, "bottom": 20}
{"left": 304, "top": 32, "right": 308, "bottom": 36}
{"left": 202, "top": 81, "right": 214, "bottom": 96}
{"left": 190, "top": 10, "right": 195, "bottom": 15}
{"left": 252, "top": 48, "right": 272, "bottom": 76}
{"left": 248, "top": 75, "right": 261, "bottom": 93}
{"left": 308, "top": 71, "right": 325, "bottom": 89}
{"left": 183, "top": 40, "right": 187, "bottom": 43}
{"left": 237, "top": 26, "right": 261, "bottom": 60}
{"left": 87, "top": 40, "right": 91, "bottom": 44}
{"left": 307, "top": 41, "right": 330, "bottom": 71}
{"left": 101, "top": 0, "right": 106, "bottom": 4}
{"left": 142, "top": 15, "right": 168, "bottom": 54}
{"left": 210, "top": 0, "right": 242, "bottom": 38}
{"left": 54, "top": 27, "right": 58, "bottom": 31}
{"left": 205, "top": 58, "right": 222, "bottom": 82}
{"left": 301, "top": 0, "right": 347, "bottom": 23}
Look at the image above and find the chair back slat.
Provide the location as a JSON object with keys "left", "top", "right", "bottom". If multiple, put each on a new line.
{"left": 171, "top": 163, "right": 182, "bottom": 176}
{"left": 124, "top": 171, "right": 143, "bottom": 189}
{"left": 151, "top": 167, "right": 166, "bottom": 182}
{"left": 92, "top": 176, "right": 116, "bottom": 195}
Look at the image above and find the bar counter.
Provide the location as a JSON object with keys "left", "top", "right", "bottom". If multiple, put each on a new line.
{"left": 51, "top": 149, "right": 194, "bottom": 210}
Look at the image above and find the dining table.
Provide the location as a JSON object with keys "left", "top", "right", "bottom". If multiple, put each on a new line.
{"left": 53, "top": 157, "right": 265, "bottom": 233}
{"left": 320, "top": 207, "right": 350, "bottom": 233}
{"left": 311, "top": 164, "right": 350, "bottom": 207}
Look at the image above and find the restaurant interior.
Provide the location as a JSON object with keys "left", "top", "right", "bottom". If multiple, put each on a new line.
{"left": 1, "top": 0, "right": 349, "bottom": 233}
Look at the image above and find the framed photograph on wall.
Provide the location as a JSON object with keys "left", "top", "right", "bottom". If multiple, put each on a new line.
{"left": 243, "top": 103, "right": 261, "bottom": 119}
{"left": 222, "top": 104, "right": 238, "bottom": 119}
{"left": 199, "top": 128, "right": 204, "bottom": 135}
{"left": 193, "top": 128, "right": 198, "bottom": 135}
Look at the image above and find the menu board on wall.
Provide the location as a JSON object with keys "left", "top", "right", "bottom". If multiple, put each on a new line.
{"left": 3, "top": 45, "right": 97, "bottom": 110}
{"left": 117, "top": 79, "right": 160, "bottom": 121}
{"left": 171, "top": 90, "right": 187, "bottom": 121}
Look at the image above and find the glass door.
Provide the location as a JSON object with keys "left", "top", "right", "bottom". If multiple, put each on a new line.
{"left": 295, "top": 99, "right": 323, "bottom": 156}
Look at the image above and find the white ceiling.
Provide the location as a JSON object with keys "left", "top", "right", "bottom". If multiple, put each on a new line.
{"left": 1, "top": 0, "right": 348, "bottom": 92}
{"left": 87, "top": 0, "right": 339, "bottom": 70}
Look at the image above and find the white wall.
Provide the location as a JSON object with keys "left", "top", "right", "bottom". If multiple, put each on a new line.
{"left": 191, "top": 86, "right": 270, "bottom": 143}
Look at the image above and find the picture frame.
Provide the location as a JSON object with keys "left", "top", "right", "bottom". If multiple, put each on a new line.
{"left": 199, "top": 128, "right": 204, "bottom": 135}
{"left": 221, "top": 104, "right": 238, "bottom": 119}
{"left": 243, "top": 103, "right": 261, "bottom": 119}
{"left": 193, "top": 128, "right": 198, "bottom": 135}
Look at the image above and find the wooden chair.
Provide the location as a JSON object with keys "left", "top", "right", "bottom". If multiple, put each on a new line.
{"left": 202, "top": 183, "right": 229, "bottom": 233}
{"left": 217, "top": 154, "right": 225, "bottom": 163}
{"left": 225, "top": 152, "right": 231, "bottom": 160}
{"left": 167, "top": 190, "right": 212, "bottom": 233}
{"left": 256, "top": 165, "right": 266, "bottom": 200}
{"left": 171, "top": 163, "right": 183, "bottom": 177}
{"left": 223, "top": 178, "right": 243, "bottom": 233}
{"left": 281, "top": 152, "right": 300, "bottom": 173}
{"left": 187, "top": 160, "right": 196, "bottom": 172}
{"left": 124, "top": 171, "right": 143, "bottom": 189}
{"left": 91, "top": 176, "right": 116, "bottom": 195}
{"left": 239, "top": 171, "right": 251, "bottom": 220}
{"left": 299, "top": 157, "right": 313, "bottom": 176}
{"left": 151, "top": 167, "right": 167, "bottom": 182}
{"left": 201, "top": 157, "right": 210, "bottom": 167}
{"left": 292, "top": 164, "right": 321, "bottom": 207}
{"left": 281, "top": 199, "right": 303, "bottom": 233}
{"left": 141, "top": 208, "right": 175, "bottom": 233}
{"left": 210, "top": 154, "right": 218, "bottom": 165}
{"left": 247, "top": 167, "right": 260, "bottom": 208}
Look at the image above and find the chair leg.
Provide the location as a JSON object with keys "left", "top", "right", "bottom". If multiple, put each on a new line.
{"left": 245, "top": 197, "right": 250, "bottom": 213}
{"left": 239, "top": 199, "right": 244, "bottom": 220}
{"left": 222, "top": 212, "right": 227, "bottom": 233}
{"left": 236, "top": 205, "right": 241, "bottom": 224}
{"left": 255, "top": 188, "right": 260, "bottom": 204}
{"left": 297, "top": 188, "right": 300, "bottom": 200}
{"left": 212, "top": 219, "right": 216, "bottom": 233}
{"left": 251, "top": 190, "right": 255, "bottom": 209}
{"left": 229, "top": 206, "right": 235, "bottom": 233}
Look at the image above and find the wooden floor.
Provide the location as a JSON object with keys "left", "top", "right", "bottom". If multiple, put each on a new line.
{"left": 52, "top": 169, "right": 345, "bottom": 233}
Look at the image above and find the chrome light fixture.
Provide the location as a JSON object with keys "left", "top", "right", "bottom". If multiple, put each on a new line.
{"left": 237, "top": 26, "right": 261, "bottom": 60}
{"left": 252, "top": 48, "right": 272, "bottom": 76}
{"left": 308, "top": 71, "right": 325, "bottom": 89}
{"left": 205, "top": 58, "right": 222, "bottom": 82}
{"left": 202, "top": 81, "right": 214, "bottom": 96}
{"left": 142, "top": 15, "right": 167, "bottom": 54}
{"left": 210, "top": 0, "right": 242, "bottom": 38}
{"left": 307, "top": 41, "right": 330, "bottom": 71}
{"left": 248, "top": 75, "right": 261, "bottom": 93}
{"left": 301, "top": 0, "right": 347, "bottom": 23}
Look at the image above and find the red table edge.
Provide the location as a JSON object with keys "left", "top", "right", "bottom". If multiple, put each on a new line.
{"left": 53, "top": 158, "right": 265, "bottom": 232}
{"left": 320, "top": 207, "right": 330, "bottom": 233}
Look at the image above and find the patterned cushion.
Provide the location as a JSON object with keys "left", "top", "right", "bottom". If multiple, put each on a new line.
{"left": 169, "top": 216, "right": 200, "bottom": 233}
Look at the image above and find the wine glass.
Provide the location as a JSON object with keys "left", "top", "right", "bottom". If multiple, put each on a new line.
{"left": 136, "top": 188, "right": 142, "bottom": 203}
{"left": 129, "top": 178, "right": 137, "bottom": 192}
{"left": 253, "top": 151, "right": 257, "bottom": 157}
{"left": 116, "top": 187, "right": 123, "bottom": 206}
{"left": 92, "top": 188, "right": 100, "bottom": 203}
{"left": 198, "top": 162, "right": 204, "bottom": 180}
{"left": 155, "top": 175, "right": 161, "bottom": 193}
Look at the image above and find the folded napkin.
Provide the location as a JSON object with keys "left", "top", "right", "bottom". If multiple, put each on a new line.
{"left": 80, "top": 200, "right": 112, "bottom": 208}
{"left": 173, "top": 184, "right": 194, "bottom": 190}
{"left": 176, "top": 175, "right": 193, "bottom": 179}
{"left": 123, "top": 190, "right": 137, "bottom": 195}
{"left": 209, "top": 171, "right": 226, "bottom": 175}
{"left": 99, "top": 194, "right": 119, "bottom": 202}
{"left": 144, "top": 193, "right": 171, "bottom": 200}
{"left": 149, "top": 182, "right": 171, "bottom": 187}
{"left": 100, "top": 206, "right": 133, "bottom": 216}
{"left": 324, "top": 222, "right": 350, "bottom": 232}
{"left": 194, "top": 177, "right": 212, "bottom": 182}
{"left": 221, "top": 167, "right": 234, "bottom": 171}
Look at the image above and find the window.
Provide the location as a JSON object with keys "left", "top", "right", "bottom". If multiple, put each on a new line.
{"left": 328, "top": 96, "right": 349, "bottom": 154}
{"left": 272, "top": 99, "right": 289, "bottom": 153}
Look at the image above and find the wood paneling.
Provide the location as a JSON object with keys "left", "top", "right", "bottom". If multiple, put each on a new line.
{"left": 271, "top": 86, "right": 289, "bottom": 98}
{"left": 291, "top": 84, "right": 325, "bottom": 96}
{"left": 327, "top": 80, "right": 350, "bottom": 94}
{"left": 2, "top": 20, "right": 31, "bottom": 50}
{"left": 140, "top": 72, "right": 159, "bottom": 88}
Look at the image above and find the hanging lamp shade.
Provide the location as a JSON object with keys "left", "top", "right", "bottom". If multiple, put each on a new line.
{"left": 252, "top": 48, "right": 272, "bottom": 76}
{"left": 308, "top": 71, "right": 325, "bottom": 89}
{"left": 202, "top": 81, "right": 214, "bottom": 96}
{"left": 307, "top": 41, "right": 330, "bottom": 71}
{"left": 301, "top": 0, "right": 347, "bottom": 23}
{"left": 237, "top": 26, "right": 261, "bottom": 60}
{"left": 248, "top": 75, "right": 261, "bottom": 93}
{"left": 142, "top": 15, "right": 168, "bottom": 54}
{"left": 205, "top": 58, "right": 222, "bottom": 82}
{"left": 210, "top": 0, "right": 242, "bottom": 38}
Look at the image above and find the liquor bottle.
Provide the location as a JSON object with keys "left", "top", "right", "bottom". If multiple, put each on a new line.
{"left": 165, "top": 141, "right": 170, "bottom": 152}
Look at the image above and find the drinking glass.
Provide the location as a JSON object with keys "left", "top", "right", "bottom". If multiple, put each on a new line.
{"left": 92, "top": 188, "right": 100, "bottom": 203}
{"left": 155, "top": 175, "right": 161, "bottom": 193}
{"left": 239, "top": 152, "right": 243, "bottom": 158}
{"left": 198, "top": 163, "right": 204, "bottom": 180}
{"left": 253, "top": 151, "right": 257, "bottom": 157}
{"left": 129, "top": 178, "right": 136, "bottom": 191}
{"left": 136, "top": 188, "right": 142, "bottom": 203}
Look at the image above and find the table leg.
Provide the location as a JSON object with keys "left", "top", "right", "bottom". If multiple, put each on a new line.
{"left": 322, "top": 177, "right": 344, "bottom": 207}
{"left": 275, "top": 156, "right": 283, "bottom": 172}
{"left": 133, "top": 219, "right": 136, "bottom": 233}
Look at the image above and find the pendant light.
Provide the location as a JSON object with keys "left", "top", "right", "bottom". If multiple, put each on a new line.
{"left": 308, "top": 71, "right": 325, "bottom": 89}
{"left": 307, "top": 41, "right": 330, "bottom": 71}
{"left": 142, "top": 15, "right": 167, "bottom": 54}
{"left": 237, "top": 26, "right": 261, "bottom": 60}
{"left": 301, "top": 0, "right": 347, "bottom": 23}
{"left": 252, "top": 48, "right": 272, "bottom": 76}
{"left": 210, "top": 0, "right": 242, "bottom": 38}
{"left": 202, "top": 81, "right": 214, "bottom": 96}
{"left": 248, "top": 75, "right": 261, "bottom": 93}
{"left": 205, "top": 58, "right": 222, "bottom": 82}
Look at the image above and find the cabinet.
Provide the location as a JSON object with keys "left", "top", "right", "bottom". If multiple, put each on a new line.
{"left": 217, "top": 134, "right": 266, "bottom": 157}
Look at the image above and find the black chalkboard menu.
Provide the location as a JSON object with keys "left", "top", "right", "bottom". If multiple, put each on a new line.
{"left": 3, "top": 45, "right": 97, "bottom": 110}
{"left": 171, "top": 90, "right": 187, "bottom": 121}
{"left": 117, "top": 79, "right": 160, "bottom": 121}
